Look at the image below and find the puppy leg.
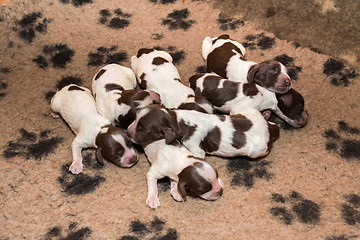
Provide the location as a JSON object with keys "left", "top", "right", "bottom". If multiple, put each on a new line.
{"left": 146, "top": 170, "right": 160, "bottom": 209}
{"left": 170, "top": 180, "right": 184, "bottom": 202}
{"left": 69, "top": 138, "right": 84, "bottom": 174}
{"left": 51, "top": 111, "right": 60, "bottom": 119}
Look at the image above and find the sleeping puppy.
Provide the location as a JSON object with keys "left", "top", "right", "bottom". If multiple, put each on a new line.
{"left": 190, "top": 73, "right": 308, "bottom": 128}
{"left": 202, "top": 34, "right": 292, "bottom": 94}
{"left": 127, "top": 105, "right": 279, "bottom": 159}
{"left": 141, "top": 139, "right": 223, "bottom": 209}
{"left": 130, "top": 48, "right": 214, "bottom": 114}
{"left": 92, "top": 63, "right": 161, "bottom": 128}
{"left": 50, "top": 84, "right": 138, "bottom": 174}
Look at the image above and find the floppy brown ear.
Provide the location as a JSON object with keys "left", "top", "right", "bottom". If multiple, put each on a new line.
{"left": 95, "top": 147, "right": 105, "bottom": 165}
{"left": 279, "top": 93, "right": 293, "bottom": 108}
{"left": 247, "top": 64, "right": 259, "bottom": 82}
{"left": 177, "top": 179, "right": 188, "bottom": 200}
{"left": 162, "top": 127, "right": 177, "bottom": 144}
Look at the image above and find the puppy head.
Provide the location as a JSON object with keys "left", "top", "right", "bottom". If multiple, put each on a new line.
{"left": 247, "top": 60, "right": 292, "bottom": 93}
{"left": 116, "top": 89, "right": 161, "bottom": 128}
{"left": 127, "top": 105, "right": 180, "bottom": 146}
{"left": 95, "top": 125, "right": 138, "bottom": 168}
{"left": 178, "top": 161, "right": 223, "bottom": 201}
{"left": 276, "top": 88, "right": 308, "bottom": 127}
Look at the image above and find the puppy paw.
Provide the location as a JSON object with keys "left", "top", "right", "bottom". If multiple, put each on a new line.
{"left": 261, "top": 110, "right": 272, "bottom": 120}
{"left": 51, "top": 112, "right": 60, "bottom": 119}
{"left": 170, "top": 189, "right": 184, "bottom": 202}
{"left": 69, "top": 162, "right": 83, "bottom": 174}
{"left": 146, "top": 195, "right": 160, "bottom": 209}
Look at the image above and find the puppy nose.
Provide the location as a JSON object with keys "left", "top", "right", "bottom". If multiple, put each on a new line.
{"left": 129, "top": 155, "right": 138, "bottom": 164}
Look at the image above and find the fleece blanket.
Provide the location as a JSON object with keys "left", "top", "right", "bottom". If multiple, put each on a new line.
{"left": 0, "top": 0, "right": 359, "bottom": 239}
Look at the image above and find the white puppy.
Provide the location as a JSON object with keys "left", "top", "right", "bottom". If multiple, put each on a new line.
{"left": 141, "top": 139, "right": 223, "bottom": 209}
{"left": 51, "top": 84, "right": 138, "bottom": 174}
{"left": 131, "top": 48, "right": 214, "bottom": 113}
{"left": 92, "top": 63, "right": 161, "bottom": 128}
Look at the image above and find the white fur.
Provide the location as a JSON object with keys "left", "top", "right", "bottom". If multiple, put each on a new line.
{"left": 144, "top": 139, "right": 223, "bottom": 209}
{"left": 174, "top": 108, "right": 271, "bottom": 159}
{"left": 130, "top": 49, "right": 195, "bottom": 109}
{"left": 92, "top": 63, "right": 137, "bottom": 124}
{"left": 202, "top": 36, "right": 246, "bottom": 60}
{"left": 51, "top": 84, "right": 112, "bottom": 174}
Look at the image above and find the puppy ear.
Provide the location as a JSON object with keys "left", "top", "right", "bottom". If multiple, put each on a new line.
{"left": 247, "top": 64, "right": 259, "bottom": 83}
{"left": 95, "top": 147, "right": 105, "bottom": 165}
{"left": 279, "top": 93, "right": 293, "bottom": 108}
{"left": 162, "top": 127, "right": 177, "bottom": 144}
{"left": 177, "top": 179, "right": 188, "bottom": 200}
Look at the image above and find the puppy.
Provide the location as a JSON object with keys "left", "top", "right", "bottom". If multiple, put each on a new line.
{"left": 130, "top": 48, "right": 214, "bottom": 113}
{"left": 202, "top": 34, "right": 292, "bottom": 94}
{"left": 127, "top": 105, "right": 279, "bottom": 159}
{"left": 190, "top": 73, "right": 308, "bottom": 128}
{"left": 50, "top": 84, "right": 138, "bottom": 174}
{"left": 142, "top": 139, "right": 223, "bottom": 209}
{"left": 92, "top": 63, "right": 161, "bottom": 128}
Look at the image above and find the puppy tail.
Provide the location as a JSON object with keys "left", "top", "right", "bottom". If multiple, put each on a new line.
{"left": 201, "top": 37, "right": 212, "bottom": 60}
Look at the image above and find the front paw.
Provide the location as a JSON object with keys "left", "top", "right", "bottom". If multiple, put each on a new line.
{"left": 51, "top": 112, "right": 60, "bottom": 119}
{"left": 146, "top": 195, "right": 160, "bottom": 209}
{"left": 170, "top": 189, "right": 184, "bottom": 202}
{"left": 69, "top": 161, "right": 83, "bottom": 174}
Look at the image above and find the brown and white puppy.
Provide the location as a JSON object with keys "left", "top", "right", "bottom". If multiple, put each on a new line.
{"left": 128, "top": 105, "right": 279, "bottom": 159}
{"left": 92, "top": 63, "right": 161, "bottom": 128}
{"left": 190, "top": 73, "right": 308, "bottom": 128}
{"left": 51, "top": 84, "right": 138, "bottom": 174}
{"left": 202, "top": 34, "right": 292, "bottom": 94}
{"left": 142, "top": 139, "right": 223, "bottom": 209}
{"left": 130, "top": 48, "right": 214, "bottom": 114}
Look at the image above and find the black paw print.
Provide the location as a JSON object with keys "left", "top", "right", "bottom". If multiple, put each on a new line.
{"left": 270, "top": 191, "right": 321, "bottom": 225}
{"left": 88, "top": 46, "right": 128, "bottom": 66}
{"left": 120, "top": 217, "right": 178, "bottom": 240}
{"left": 153, "top": 46, "right": 186, "bottom": 65}
{"left": 0, "top": 68, "right": 10, "bottom": 100}
{"left": 326, "top": 235, "right": 358, "bottom": 240}
{"left": 323, "top": 58, "right": 358, "bottom": 87}
{"left": 60, "top": 0, "right": 93, "bottom": 7}
{"left": 3, "top": 129, "right": 63, "bottom": 160}
{"left": 99, "top": 9, "right": 132, "bottom": 29}
{"left": 149, "top": 0, "right": 177, "bottom": 4}
{"left": 45, "top": 76, "right": 83, "bottom": 102}
{"left": 227, "top": 158, "right": 273, "bottom": 188}
{"left": 45, "top": 222, "right": 91, "bottom": 240}
{"left": 33, "top": 43, "right": 75, "bottom": 69}
{"left": 15, "top": 12, "right": 50, "bottom": 43}
{"left": 162, "top": 8, "right": 195, "bottom": 31}
{"left": 58, "top": 151, "right": 105, "bottom": 195}
{"left": 274, "top": 54, "right": 303, "bottom": 80}
{"left": 195, "top": 65, "right": 207, "bottom": 74}
{"left": 243, "top": 33, "right": 276, "bottom": 51}
{"left": 217, "top": 14, "right": 244, "bottom": 31}
{"left": 324, "top": 121, "right": 360, "bottom": 160}
{"left": 342, "top": 194, "right": 360, "bottom": 226}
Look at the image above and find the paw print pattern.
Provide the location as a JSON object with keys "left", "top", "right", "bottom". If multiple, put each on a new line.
{"left": 274, "top": 54, "right": 303, "bottom": 80}
{"left": 341, "top": 194, "right": 360, "bottom": 226}
{"left": 0, "top": 68, "right": 10, "bottom": 100}
{"left": 120, "top": 217, "right": 178, "bottom": 240}
{"left": 323, "top": 58, "right": 358, "bottom": 87}
{"left": 3, "top": 129, "right": 63, "bottom": 160}
{"left": 99, "top": 9, "right": 132, "bottom": 29}
{"left": 324, "top": 121, "right": 360, "bottom": 160}
{"left": 15, "top": 12, "right": 50, "bottom": 43}
{"left": 149, "top": 0, "right": 177, "bottom": 4}
{"left": 227, "top": 158, "right": 273, "bottom": 188}
{"left": 45, "top": 222, "right": 91, "bottom": 240}
{"left": 58, "top": 151, "right": 105, "bottom": 195}
{"left": 153, "top": 46, "right": 185, "bottom": 65}
{"left": 195, "top": 65, "right": 207, "bottom": 74}
{"left": 217, "top": 14, "right": 244, "bottom": 31}
{"left": 243, "top": 33, "right": 276, "bottom": 50}
{"left": 326, "top": 235, "right": 358, "bottom": 240}
{"left": 88, "top": 46, "right": 128, "bottom": 66}
{"left": 270, "top": 191, "right": 321, "bottom": 225}
{"left": 59, "top": 0, "right": 93, "bottom": 7}
{"left": 45, "top": 76, "right": 83, "bottom": 102}
{"left": 162, "top": 8, "right": 195, "bottom": 31}
{"left": 33, "top": 44, "right": 75, "bottom": 69}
